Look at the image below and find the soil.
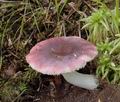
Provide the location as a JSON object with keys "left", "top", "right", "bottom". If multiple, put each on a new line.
{"left": 20, "top": 63, "right": 120, "bottom": 102}
{"left": 21, "top": 79, "right": 120, "bottom": 102}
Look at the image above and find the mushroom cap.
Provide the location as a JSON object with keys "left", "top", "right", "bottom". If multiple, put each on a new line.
{"left": 26, "top": 36, "right": 98, "bottom": 75}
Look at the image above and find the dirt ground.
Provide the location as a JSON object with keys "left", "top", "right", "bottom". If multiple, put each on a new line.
{"left": 21, "top": 78, "right": 120, "bottom": 102}
{"left": 18, "top": 62, "right": 120, "bottom": 102}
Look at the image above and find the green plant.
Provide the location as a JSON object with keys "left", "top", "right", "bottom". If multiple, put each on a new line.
{"left": 54, "top": 0, "right": 69, "bottom": 20}
{"left": 81, "top": 0, "right": 120, "bottom": 43}
{"left": 0, "top": 0, "right": 47, "bottom": 69}
{"left": 0, "top": 68, "right": 38, "bottom": 102}
{"left": 81, "top": 0, "right": 120, "bottom": 84}
{"left": 110, "top": 34, "right": 120, "bottom": 54}
{"left": 96, "top": 38, "right": 120, "bottom": 84}
{"left": 23, "top": 68, "right": 38, "bottom": 82}
{"left": 0, "top": 78, "right": 28, "bottom": 102}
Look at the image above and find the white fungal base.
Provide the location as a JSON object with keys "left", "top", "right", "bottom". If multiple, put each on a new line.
{"left": 62, "top": 71, "right": 99, "bottom": 90}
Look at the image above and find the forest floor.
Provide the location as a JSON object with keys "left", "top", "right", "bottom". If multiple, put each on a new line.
{"left": 1, "top": 0, "right": 119, "bottom": 102}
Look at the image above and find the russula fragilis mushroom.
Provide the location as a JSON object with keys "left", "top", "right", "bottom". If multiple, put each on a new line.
{"left": 26, "top": 36, "right": 98, "bottom": 90}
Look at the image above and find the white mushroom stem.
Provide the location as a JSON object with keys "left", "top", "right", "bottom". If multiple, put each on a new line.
{"left": 62, "top": 71, "right": 99, "bottom": 90}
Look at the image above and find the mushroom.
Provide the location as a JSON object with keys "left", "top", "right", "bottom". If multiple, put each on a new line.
{"left": 26, "top": 36, "right": 98, "bottom": 90}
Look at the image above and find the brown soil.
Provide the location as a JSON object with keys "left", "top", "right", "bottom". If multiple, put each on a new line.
{"left": 19, "top": 62, "right": 120, "bottom": 102}
{"left": 20, "top": 76, "right": 120, "bottom": 102}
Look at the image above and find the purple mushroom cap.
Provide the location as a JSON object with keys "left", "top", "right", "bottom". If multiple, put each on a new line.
{"left": 26, "top": 36, "right": 98, "bottom": 75}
